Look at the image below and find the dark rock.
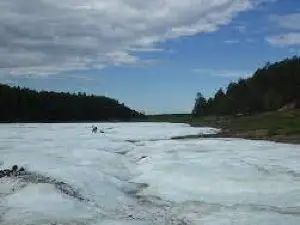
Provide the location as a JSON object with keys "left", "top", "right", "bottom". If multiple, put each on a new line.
{"left": 12, "top": 165, "right": 18, "bottom": 171}
{"left": 140, "top": 156, "right": 147, "bottom": 160}
{"left": 3, "top": 169, "right": 11, "bottom": 176}
{"left": 0, "top": 165, "right": 27, "bottom": 178}
{"left": 0, "top": 170, "right": 5, "bottom": 178}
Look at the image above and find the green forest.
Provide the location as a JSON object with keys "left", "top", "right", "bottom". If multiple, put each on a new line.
{"left": 0, "top": 84, "right": 144, "bottom": 122}
{"left": 192, "top": 56, "right": 300, "bottom": 116}
{"left": 1, "top": 56, "right": 300, "bottom": 123}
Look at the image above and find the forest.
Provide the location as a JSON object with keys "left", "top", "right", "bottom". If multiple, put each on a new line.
{"left": 0, "top": 84, "right": 144, "bottom": 122}
{"left": 192, "top": 56, "right": 300, "bottom": 116}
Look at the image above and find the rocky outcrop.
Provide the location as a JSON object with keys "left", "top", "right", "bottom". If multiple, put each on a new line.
{"left": 0, "top": 164, "right": 87, "bottom": 202}
{"left": 0, "top": 165, "right": 26, "bottom": 178}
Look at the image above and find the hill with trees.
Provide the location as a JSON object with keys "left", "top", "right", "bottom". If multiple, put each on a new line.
{"left": 0, "top": 84, "right": 144, "bottom": 122}
{"left": 192, "top": 56, "right": 300, "bottom": 116}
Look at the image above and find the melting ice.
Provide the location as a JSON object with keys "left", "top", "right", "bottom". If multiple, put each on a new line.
{"left": 0, "top": 123, "right": 299, "bottom": 225}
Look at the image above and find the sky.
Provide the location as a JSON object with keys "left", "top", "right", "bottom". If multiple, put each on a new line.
{"left": 0, "top": 0, "right": 300, "bottom": 114}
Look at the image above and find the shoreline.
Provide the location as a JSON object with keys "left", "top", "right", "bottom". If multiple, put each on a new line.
{"left": 172, "top": 129, "right": 300, "bottom": 145}
{"left": 179, "top": 110, "right": 300, "bottom": 145}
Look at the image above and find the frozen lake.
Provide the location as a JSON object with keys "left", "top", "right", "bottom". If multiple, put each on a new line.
{"left": 0, "top": 122, "right": 299, "bottom": 225}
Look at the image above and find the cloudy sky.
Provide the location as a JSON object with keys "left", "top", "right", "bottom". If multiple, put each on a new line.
{"left": 0, "top": 0, "right": 299, "bottom": 114}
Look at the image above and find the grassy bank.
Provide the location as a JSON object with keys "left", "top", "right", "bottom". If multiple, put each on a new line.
{"left": 147, "top": 110, "right": 300, "bottom": 144}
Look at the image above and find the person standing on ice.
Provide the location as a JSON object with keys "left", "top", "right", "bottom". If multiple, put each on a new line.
{"left": 92, "top": 125, "right": 98, "bottom": 133}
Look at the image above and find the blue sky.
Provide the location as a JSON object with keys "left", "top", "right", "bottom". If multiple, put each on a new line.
{"left": 1, "top": 0, "right": 300, "bottom": 114}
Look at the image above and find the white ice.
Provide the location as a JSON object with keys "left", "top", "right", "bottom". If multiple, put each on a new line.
{"left": 0, "top": 123, "right": 299, "bottom": 225}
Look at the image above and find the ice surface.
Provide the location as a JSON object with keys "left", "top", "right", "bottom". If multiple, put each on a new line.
{"left": 0, "top": 123, "right": 299, "bottom": 225}
{"left": 129, "top": 139, "right": 300, "bottom": 206}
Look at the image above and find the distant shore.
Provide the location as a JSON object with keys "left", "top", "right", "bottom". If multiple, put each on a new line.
{"left": 148, "top": 109, "right": 300, "bottom": 145}
{"left": 172, "top": 129, "right": 300, "bottom": 144}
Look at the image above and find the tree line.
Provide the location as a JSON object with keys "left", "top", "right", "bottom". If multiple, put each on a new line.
{"left": 0, "top": 84, "right": 145, "bottom": 122}
{"left": 192, "top": 56, "right": 300, "bottom": 116}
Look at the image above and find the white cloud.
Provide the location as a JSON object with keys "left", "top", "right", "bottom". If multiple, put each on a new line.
{"left": 0, "top": 0, "right": 270, "bottom": 75}
{"left": 266, "top": 33, "right": 300, "bottom": 46}
{"left": 224, "top": 39, "right": 240, "bottom": 44}
{"left": 192, "top": 68, "right": 252, "bottom": 78}
{"left": 128, "top": 47, "right": 165, "bottom": 53}
{"left": 269, "top": 13, "right": 300, "bottom": 30}
{"left": 267, "top": 13, "right": 300, "bottom": 47}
